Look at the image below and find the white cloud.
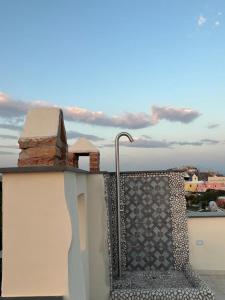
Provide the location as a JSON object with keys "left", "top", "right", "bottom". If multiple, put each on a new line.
{"left": 198, "top": 15, "right": 207, "bottom": 26}
{"left": 0, "top": 92, "right": 201, "bottom": 130}
{"left": 150, "top": 106, "right": 200, "bottom": 124}
{"left": 214, "top": 20, "right": 220, "bottom": 27}
{"left": 64, "top": 107, "right": 150, "bottom": 129}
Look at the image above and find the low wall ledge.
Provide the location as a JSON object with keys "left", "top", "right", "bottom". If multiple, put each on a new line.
{"left": 187, "top": 211, "right": 225, "bottom": 218}
{"left": 108, "top": 169, "right": 185, "bottom": 175}
{"left": 0, "top": 297, "right": 64, "bottom": 300}
{"left": 0, "top": 166, "right": 89, "bottom": 174}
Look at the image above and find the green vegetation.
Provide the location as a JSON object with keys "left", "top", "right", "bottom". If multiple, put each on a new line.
{"left": 186, "top": 189, "right": 225, "bottom": 211}
{"left": 0, "top": 181, "right": 1, "bottom": 250}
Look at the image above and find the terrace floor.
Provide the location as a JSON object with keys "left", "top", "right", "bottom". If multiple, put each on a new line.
{"left": 200, "top": 273, "right": 225, "bottom": 300}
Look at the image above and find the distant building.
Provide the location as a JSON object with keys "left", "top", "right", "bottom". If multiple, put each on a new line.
{"left": 185, "top": 182, "right": 198, "bottom": 192}
{"left": 208, "top": 176, "right": 225, "bottom": 184}
{"left": 197, "top": 182, "right": 225, "bottom": 193}
{"left": 184, "top": 174, "right": 199, "bottom": 192}
{"left": 198, "top": 172, "right": 209, "bottom": 181}
{"left": 184, "top": 172, "right": 225, "bottom": 192}
{"left": 184, "top": 172, "right": 191, "bottom": 181}
{"left": 182, "top": 166, "right": 199, "bottom": 175}
{"left": 192, "top": 174, "right": 198, "bottom": 182}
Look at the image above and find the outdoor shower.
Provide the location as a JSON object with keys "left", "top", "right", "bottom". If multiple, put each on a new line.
{"left": 115, "top": 132, "right": 134, "bottom": 277}
{"left": 104, "top": 133, "right": 214, "bottom": 299}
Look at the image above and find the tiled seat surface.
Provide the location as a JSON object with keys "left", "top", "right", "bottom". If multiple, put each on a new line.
{"left": 113, "top": 270, "right": 192, "bottom": 289}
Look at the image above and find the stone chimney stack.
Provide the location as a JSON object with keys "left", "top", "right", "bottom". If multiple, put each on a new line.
{"left": 18, "top": 107, "right": 68, "bottom": 167}
{"left": 68, "top": 137, "right": 100, "bottom": 173}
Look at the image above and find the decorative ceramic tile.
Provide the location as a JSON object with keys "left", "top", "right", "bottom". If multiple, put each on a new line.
{"left": 123, "top": 176, "right": 174, "bottom": 271}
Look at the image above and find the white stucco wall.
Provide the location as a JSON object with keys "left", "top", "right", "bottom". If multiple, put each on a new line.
{"left": 64, "top": 172, "right": 88, "bottom": 300}
{"left": 188, "top": 217, "right": 225, "bottom": 271}
{"left": 87, "top": 175, "right": 110, "bottom": 300}
{"left": 1, "top": 171, "right": 109, "bottom": 300}
{"left": 2, "top": 172, "right": 72, "bottom": 297}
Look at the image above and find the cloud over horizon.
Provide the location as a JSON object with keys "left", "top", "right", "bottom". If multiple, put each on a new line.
{"left": 67, "top": 130, "right": 105, "bottom": 141}
{"left": 117, "top": 137, "right": 221, "bottom": 149}
{"left": 0, "top": 93, "right": 30, "bottom": 118}
{"left": 0, "top": 134, "right": 19, "bottom": 140}
{"left": 0, "top": 150, "right": 16, "bottom": 155}
{"left": 0, "top": 144, "right": 18, "bottom": 149}
{"left": 207, "top": 123, "right": 220, "bottom": 129}
{"left": 0, "top": 92, "right": 201, "bottom": 130}
{"left": 0, "top": 123, "right": 22, "bottom": 131}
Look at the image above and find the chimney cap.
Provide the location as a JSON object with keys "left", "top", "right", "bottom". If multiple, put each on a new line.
{"left": 20, "top": 107, "right": 63, "bottom": 139}
{"left": 69, "top": 137, "right": 99, "bottom": 154}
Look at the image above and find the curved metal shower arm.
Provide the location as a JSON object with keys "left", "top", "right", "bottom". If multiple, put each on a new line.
{"left": 115, "top": 131, "right": 134, "bottom": 143}
{"left": 115, "top": 132, "right": 134, "bottom": 277}
{"left": 115, "top": 132, "right": 134, "bottom": 173}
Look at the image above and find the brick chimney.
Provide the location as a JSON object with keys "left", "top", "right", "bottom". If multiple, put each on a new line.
{"left": 68, "top": 137, "right": 100, "bottom": 173}
{"left": 18, "top": 107, "right": 68, "bottom": 167}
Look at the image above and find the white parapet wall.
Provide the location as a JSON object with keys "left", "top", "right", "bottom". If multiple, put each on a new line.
{"left": 188, "top": 216, "right": 225, "bottom": 271}
{"left": 87, "top": 174, "right": 110, "bottom": 300}
{"left": 1, "top": 169, "right": 110, "bottom": 300}
{"left": 63, "top": 171, "right": 89, "bottom": 300}
{"left": 2, "top": 171, "right": 72, "bottom": 297}
{"left": 63, "top": 172, "right": 110, "bottom": 300}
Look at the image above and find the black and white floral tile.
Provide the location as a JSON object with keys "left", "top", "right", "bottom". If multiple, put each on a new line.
{"left": 104, "top": 171, "right": 214, "bottom": 300}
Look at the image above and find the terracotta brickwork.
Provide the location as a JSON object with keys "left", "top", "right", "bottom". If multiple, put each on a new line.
{"left": 18, "top": 109, "right": 68, "bottom": 167}
{"left": 90, "top": 152, "right": 100, "bottom": 173}
{"left": 67, "top": 152, "right": 74, "bottom": 167}
{"left": 67, "top": 153, "right": 79, "bottom": 168}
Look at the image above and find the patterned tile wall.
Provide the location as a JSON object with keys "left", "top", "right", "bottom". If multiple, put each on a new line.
{"left": 123, "top": 175, "right": 174, "bottom": 271}
{"left": 105, "top": 171, "right": 189, "bottom": 277}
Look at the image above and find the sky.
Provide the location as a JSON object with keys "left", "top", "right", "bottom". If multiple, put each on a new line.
{"left": 0, "top": 0, "right": 225, "bottom": 172}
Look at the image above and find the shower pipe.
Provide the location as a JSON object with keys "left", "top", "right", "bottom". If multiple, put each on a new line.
{"left": 115, "top": 132, "right": 134, "bottom": 277}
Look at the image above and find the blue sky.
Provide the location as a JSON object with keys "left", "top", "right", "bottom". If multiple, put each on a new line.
{"left": 0, "top": 0, "right": 225, "bottom": 172}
